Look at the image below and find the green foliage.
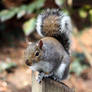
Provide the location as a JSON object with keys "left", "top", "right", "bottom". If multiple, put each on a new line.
{"left": 79, "top": 9, "right": 87, "bottom": 18}
{"left": 0, "top": 8, "right": 17, "bottom": 21}
{"left": 0, "top": 0, "right": 45, "bottom": 35}
{"left": 26, "top": 0, "right": 45, "bottom": 14}
{"left": 70, "top": 53, "right": 89, "bottom": 76}
{"left": 55, "top": 0, "right": 64, "bottom": 6}
{"left": 16, "top": 5, "right": 26, "bottom": 18}
{"left": 78, "top": 5, "right": 92, "bottom": 23}
{"left": 0, "top": 62, "right": 17, "bottom": 72}
{"left": 71, "top": 59, "right": 88, "bottom": 76}
{"left": 23, "top": 18, "right": 36, "bottom": 36}
{"left": 89, "top": 9, "right": 92, "bottom": 22}
{"left": 0, "top": 0, "right": 45, "bottom": 21}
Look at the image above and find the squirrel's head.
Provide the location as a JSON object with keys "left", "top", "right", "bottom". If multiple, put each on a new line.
{"left": 24, "top": 40, "right": 43, "bottom": 66}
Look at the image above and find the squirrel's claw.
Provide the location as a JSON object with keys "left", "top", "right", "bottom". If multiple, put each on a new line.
{"left": 44, "top": 72, "right": 54, "bottom": 78}
{"left": 36, "top": 72, "right": 45, "bottom": 83}
{"left": 52, "top": 76, "right": 61, "bottom": 82}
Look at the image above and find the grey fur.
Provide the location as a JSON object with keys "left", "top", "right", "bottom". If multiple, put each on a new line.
{"left": 25, "top": 37, "right": 70, "bottom": 83}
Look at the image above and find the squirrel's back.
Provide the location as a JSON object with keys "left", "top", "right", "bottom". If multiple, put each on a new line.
{"left": 36, "top": 9, "right": 72, "bottom": 54}
{"left": 42, "top": 37, "right": 65, "bottom": 52}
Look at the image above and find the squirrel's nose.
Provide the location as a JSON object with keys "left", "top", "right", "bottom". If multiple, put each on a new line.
{"left": 25, "top": 60, "right": 31, "bottom": 66}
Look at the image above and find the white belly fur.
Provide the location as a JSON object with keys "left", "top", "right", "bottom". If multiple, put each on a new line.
{"left": 54, "top": 63, "right": 67, "bottom": 79}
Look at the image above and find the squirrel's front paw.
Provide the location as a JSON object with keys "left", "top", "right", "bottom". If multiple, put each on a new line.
{"left": 44, "top": 72, "right": 54, "bottom": 78}
{"left": 36, "top": 72, "right": 45, "bottom": 83}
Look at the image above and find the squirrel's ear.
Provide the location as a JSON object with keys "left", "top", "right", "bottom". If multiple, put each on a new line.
{"left": 38, "top": 40, "right": 43, "bottom": 49}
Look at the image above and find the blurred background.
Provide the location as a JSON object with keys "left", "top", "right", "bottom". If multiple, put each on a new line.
{"left": 0, "top": 0, "right": 92, "bottom": 92}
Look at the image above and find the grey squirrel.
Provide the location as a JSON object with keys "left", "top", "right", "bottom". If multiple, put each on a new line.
{"left": 24, "top": 9, "right": 72, "bottom": 83}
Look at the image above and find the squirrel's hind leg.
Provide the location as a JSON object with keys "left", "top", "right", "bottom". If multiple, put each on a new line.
{"left": 51, "top": 66, "right": 69, "bottom": 82}
{"left": 53, "top": 63, "right": 70, "bottom": 82}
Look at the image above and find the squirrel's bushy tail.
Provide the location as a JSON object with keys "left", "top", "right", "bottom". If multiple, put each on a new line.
{"left": 36, "top": 9, "right": 72, "bottom": 54}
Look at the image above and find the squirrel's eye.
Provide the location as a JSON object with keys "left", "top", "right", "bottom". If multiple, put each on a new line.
{"left": 35, "top": 51, "right": 39, "bottom": 56}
